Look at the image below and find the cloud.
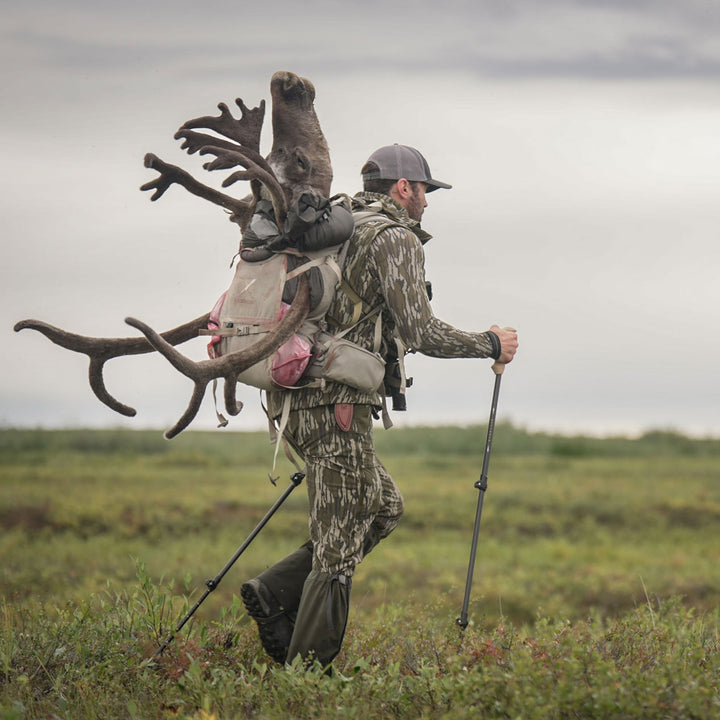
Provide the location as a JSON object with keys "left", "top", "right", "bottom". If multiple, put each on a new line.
{"left": 3, "top": 0, "right": 720, "bottom": 437}
{"left": 5, "top": 0, "right": 720, "bottom": 87}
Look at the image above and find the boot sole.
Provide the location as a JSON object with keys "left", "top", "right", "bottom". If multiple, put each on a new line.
{"left": 241, "top": 580, "right": 293, "bottom": 664}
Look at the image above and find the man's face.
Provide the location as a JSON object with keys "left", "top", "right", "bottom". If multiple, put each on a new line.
{"left": 406, "top": 182, "right": 428, "bottom": 222}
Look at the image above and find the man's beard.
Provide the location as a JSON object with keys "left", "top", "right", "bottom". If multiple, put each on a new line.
{"left": 406, "top": 189, "right": 424, "bottom": 222}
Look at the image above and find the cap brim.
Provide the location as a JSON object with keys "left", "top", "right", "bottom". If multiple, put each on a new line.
{"left": 426, "top": 179, "right": 452, "bottom": 192}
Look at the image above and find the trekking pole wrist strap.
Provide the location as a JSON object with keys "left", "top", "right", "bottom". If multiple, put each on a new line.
{"left": 487, "top": 331, "right": 501, "bottom": 360}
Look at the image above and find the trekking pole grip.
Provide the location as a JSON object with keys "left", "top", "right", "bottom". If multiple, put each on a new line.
{"left": 491, "top": 326, "right": 516, "bottom": 375}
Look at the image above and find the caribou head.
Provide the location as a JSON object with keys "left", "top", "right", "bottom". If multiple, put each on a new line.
{"left": 266, "top": 72, "right": 332, "bottom": 202}
{"left": 14, "top": 72, "right": 332, "bottom": 438}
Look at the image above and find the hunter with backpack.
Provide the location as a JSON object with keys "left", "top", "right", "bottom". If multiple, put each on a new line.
{"left": 238, "top": 143, "right": 519, "bottom": 669}
{"left": 12, "top": 72, "right": 519, "bottom": 670}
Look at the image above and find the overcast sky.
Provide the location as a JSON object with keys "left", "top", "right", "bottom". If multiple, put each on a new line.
{"left": 3, "top": 0, "right": 719, "bottom": 438}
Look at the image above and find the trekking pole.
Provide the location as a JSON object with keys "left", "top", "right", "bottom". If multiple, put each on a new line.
{"left": 154, "top": 470, "right": 305, "bottom": 657}
{"left": 456, "top": 353, "right": 509, "bottom": 631}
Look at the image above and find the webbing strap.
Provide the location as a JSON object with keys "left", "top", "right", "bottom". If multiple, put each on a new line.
{"left": 332, "top": 302, "right": 383, "bottom": 342}
{"left": 325, "top": 255, "right": 343, "bottom": 284}
{"left": 373, "top": 313, "right": 383, "bottom": 354}
{"left": 380, "top": 394, "right": 393, "bottom": 429}
{"left": 211, "top": 379, "right": 230, "bottom": 428}
{"left": 199, "top": 322, "right": 275, "bottom": 338}
{"left": 260, "top": 391, "right": 304, "bottom": 484}
{"left": 268, "top": 394, "right": 303, "bottom": 483}
{"left": 336, "top": 280, "right": 368, "bottom": 328}
{"left": 270, "top": 394, "right": 292, "bottom": 482}
{"left": 286, "top": 255, "right": 327, "bottom": 281}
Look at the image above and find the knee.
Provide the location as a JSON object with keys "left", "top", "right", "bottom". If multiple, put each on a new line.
{"left": 376, "top": 491, "right": 404, "bottom": 538}
{"left": 391, "top": 489, "right": 405, "bottom": 524}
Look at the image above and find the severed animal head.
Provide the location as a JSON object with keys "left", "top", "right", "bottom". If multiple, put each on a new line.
{"left": 14, "top": 71, "right": 331, "bottom": 438}
{"left": 142, "top": 70, "right": 332, "bottom": 231}
{"left": 267, "top": 71, "right": 332, "bottom": 202}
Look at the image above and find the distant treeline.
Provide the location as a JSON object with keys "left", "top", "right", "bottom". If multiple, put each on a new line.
{"left": 1, "top": 423, "right": 718, "bottom": 459}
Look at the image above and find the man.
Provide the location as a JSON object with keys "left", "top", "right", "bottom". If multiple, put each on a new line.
{"left": 241, "top": 143, "right": 518, "bottom": 668}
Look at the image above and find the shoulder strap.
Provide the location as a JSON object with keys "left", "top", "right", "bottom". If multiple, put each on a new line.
{"left": 328, "top": 212, "right": 403, "bottom": 330}
{"left": 352, "top": 210, "right": 403, "bottom": 233}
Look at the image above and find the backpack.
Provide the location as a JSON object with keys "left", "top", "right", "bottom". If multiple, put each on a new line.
{"left": 202, "top": 196, "right": 391, "bottom": 397}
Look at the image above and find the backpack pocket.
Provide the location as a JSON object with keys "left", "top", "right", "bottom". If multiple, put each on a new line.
{"left": 307, "top": 333, "right": 386, "bottom": 393}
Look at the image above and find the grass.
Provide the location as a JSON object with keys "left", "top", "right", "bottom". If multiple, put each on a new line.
{"left": 1, "top": 425, "right": 719, "bottom": 718}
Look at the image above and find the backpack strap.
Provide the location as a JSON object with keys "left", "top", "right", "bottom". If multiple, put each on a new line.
{"left": 285, "top": 254, "right": 342, "bottom": 285}
{"left": 327, "top": 211, "right": 402, "bottom": 330}
{"left": 350, "top": 212, "right": 412, "bottom": 425}
{"left": 262, "top": 391, "right": 304, "bottom": 483}
{"left": 332, "top": 280, "right": 370, "bottom": 329}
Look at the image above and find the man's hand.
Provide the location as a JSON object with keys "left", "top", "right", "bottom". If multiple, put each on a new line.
{"left": 490, "top": 325, "right": 518, "bottom": 364}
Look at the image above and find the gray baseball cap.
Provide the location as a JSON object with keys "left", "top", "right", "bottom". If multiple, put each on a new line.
{"left": 362, "top": 144, "right": 452, "bottom": 192}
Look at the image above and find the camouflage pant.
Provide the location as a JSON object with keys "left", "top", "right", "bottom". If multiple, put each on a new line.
{"left": 258, "top": 403, "right": 403, "bottom": 665}
{"left": 283, "top": 403, "right": 404, "bottom": 577}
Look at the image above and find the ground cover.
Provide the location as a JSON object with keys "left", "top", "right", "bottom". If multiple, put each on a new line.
{"left": 1, "top": 426, "right": 718, "bottom": 718}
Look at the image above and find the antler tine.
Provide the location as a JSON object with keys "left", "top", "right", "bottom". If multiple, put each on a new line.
{"left": 88, "top": 356, "right": 136, "bottom": 416}
{"left": 174, "top": 129, "right": 243, "bottom": 156}
{"left": 141, "top": 153, "right": 255, "bottom": 228}
{"left": 180, "top": 99, "right": 266, "bottom": 153}
{"left": 177, "top": 130, "right": 275, "bottom": 177}
{"left": 201, "top": 147, "right": 288, "bottom": 226}
{"left": 125, "top": 274, "right": 310, "bottom": 439}
{"left": 14, "top": 315, "right": 209, "bottom": 417}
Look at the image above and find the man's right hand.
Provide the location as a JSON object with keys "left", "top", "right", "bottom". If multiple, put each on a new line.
{"left": 490, "top": 325, "right": 518, "bottom": 364}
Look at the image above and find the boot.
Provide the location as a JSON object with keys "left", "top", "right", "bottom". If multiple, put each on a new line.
{"left": 258, "top": 540, "right": 313, "bottom": 613}
{"left": 242, "top": 541, "right": 313, "bottom": 663}
{"left": 244, "top": 529, "right": 376, "bottom": 665}
{"left": 286, "top": 569, "right": 351, "bottom": 668}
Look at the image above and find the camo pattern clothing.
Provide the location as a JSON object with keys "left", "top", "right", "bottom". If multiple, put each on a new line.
{"left": 281, "top": 404, "right": 403, "bottom": 577}
{"left": 268, "top": 188, "right": 504, "bottom": 576}
{"left": 264, "top": 190, "right": 500, "bottom": 577}
{"left": 266, "top": 191, "right": 499, "bottom": 418}
{"left": 257, "top": 191, "right": 502, "bottom": 666}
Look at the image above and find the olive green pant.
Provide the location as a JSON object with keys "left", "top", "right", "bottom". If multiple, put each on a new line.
{"left": 259, "top": 404, "right": 404, "bottom": 666}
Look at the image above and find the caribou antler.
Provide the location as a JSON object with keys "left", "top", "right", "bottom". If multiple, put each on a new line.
{"left": 180, "top": 99, "right": 266, "bottom": 153}
{"left": 142, "top": 98, "right": 281, "bottom": 230}
{"left": 126, "top": 274, "right": 310, "bottom": 439}
{"left": 16, "top": 73, "right": 333, "bottom": 438}
{"left": 201, "top": 147, "right": 289, "bottom": 226}
{"left": 141, "top": 153, "right": 256, "bottom": 228}
{"left": 14, "top": 315, "right": 209, "bottom": 417}
{"left": 139, "top": 98, "right": 274, "bottom": 230}
{"left": 174, "top": 129, "right": 273, "bottom": 178}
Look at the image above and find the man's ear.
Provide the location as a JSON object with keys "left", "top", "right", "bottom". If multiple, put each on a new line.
{"left": 388, "top": 180, "right": 404, "bottom": 205}
{"left": 394, "top": 178, "right": 413, "bottom": 199}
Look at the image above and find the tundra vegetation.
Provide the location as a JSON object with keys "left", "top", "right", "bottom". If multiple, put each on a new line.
{"left": 1, "top": 425, "right": 719, "bottom": 719}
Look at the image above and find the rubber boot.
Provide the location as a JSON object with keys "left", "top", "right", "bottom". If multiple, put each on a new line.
{"left": 257, "top": 525, "right": 380, "bottom": 617}
{"left": 286, "top": 569, "right": 351, "bottom": 668}
{"left": 257, "top": 539, "right": 313, "bottom": 615}
{"left": 241, "top": 541, "right": 313, "bottom": 663}
{"left": 248, "top": 528, "right": 379, "bottom": 665}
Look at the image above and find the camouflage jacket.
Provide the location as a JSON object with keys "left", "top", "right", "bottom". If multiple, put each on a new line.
{"left": 266, "top": 191, "right": 498, "bottom": 418}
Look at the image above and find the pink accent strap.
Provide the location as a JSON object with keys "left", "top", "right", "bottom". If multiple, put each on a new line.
{"left": 206, "top": 291, "right": 228, "bottom": 359}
